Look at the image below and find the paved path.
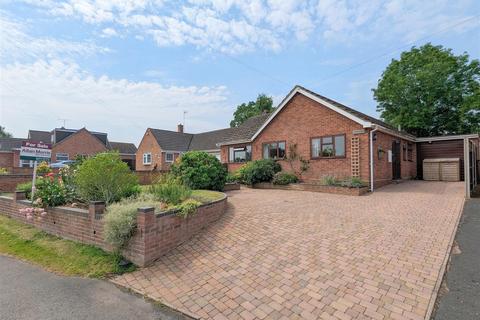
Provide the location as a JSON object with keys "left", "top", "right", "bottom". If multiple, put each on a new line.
{"left": 433, "top": 199, "right": 480, "bottom": 320}
{"left": 0, "top": 255, "right": 188, "bottom": 320}
{"left": 113, "top": 181, "right": 465, "bottom": 320}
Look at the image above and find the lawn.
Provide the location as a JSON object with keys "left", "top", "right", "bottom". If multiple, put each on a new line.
{"left": 140, "top": 185, "right": 224, "bottom": 204}
{"left": 0, "top": 215, "right": 134, "bottom": 278}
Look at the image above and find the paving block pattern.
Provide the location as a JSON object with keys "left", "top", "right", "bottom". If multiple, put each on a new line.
{"left": 113, "top": 181, "right": 464, "bottom": 320}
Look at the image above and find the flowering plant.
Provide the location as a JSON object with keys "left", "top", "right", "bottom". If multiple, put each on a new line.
{"left": 19, "top": 206, "right": 47, "bottom": 220}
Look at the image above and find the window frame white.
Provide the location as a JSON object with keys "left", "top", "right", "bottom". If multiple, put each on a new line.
{"left": 143, "top": 152, "right": 152, "bottom": 165}
{"left": 165, "top": 152, "right": 174, "bottom": 163}
{"left": 56, "top": 153, "right": 69, "bottom": 161}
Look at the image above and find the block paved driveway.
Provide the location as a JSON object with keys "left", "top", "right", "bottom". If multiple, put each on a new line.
{"left": 113, "top": 181, "right": 465, "bottom": 320}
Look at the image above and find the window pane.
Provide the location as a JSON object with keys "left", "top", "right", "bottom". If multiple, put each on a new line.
{"left": 278, "top": 142, "right": 286, "bottom": 158}
{"left": 269, "top": 143, "right": 278, "bottom": 159}
{"left": 334, "top": 135, "right": 345, "bottom": 157}
{"left": 311, "top": 138, "right": 320, "bottom": 157}
{"left": 246, "top": 145, "right": 252, "bottom": 161}
{"left": 263, "top": 144, "right": 269, "bottom": 159}
{"left": 322, "top": 144, "right": 334, "bottom": 157}
{"left": 234, "top": 150, "right": 246, "bottom": 162}
{"left": 322, "top": 136, "right": 332, "bottom": 144}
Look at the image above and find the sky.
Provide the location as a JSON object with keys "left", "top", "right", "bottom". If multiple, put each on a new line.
{"left": 0, "top": 0, "right": 479, "bottom": 144}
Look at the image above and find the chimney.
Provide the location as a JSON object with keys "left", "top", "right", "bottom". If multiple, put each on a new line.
{"left": 177, "top": 124, "right": 184, "bottom": 133}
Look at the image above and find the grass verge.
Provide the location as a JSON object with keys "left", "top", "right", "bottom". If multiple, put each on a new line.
{"left": 0, "top": 215, "right": 135, "bottom": 278}
{"left": 190, "top": 190, "right": 225, "bottom": 203}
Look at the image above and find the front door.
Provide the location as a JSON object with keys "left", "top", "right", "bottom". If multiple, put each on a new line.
{"left": 392, "top": 141, "right": 401, "bottom": 180}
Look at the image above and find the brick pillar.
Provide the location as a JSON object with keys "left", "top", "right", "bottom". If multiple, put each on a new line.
{"left": 14, "top": 191, "right": 26, "bottom": 201}
{"left": 136, "top": 207, "right": 156, "bottom": 266}
{"left": 89, "top": 201, "right": 105, "bottom": 220}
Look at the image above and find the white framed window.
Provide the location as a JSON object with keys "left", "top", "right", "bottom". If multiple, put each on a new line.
{"left": 229, "top": 145, "right": 252, "bottom": 163}
{"left": 19, "top": 160, "right": 34, "bottom": 168}
{"left": 143, "top": 153, "right": 152, "bottom": 165}
{"left": 56, "top": 153, "right": 69, "bottom": 161}
{"left": 165, "top": 152, "right": 174, "bottom": 163}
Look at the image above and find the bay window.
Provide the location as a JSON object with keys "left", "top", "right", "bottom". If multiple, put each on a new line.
{"left": 311, "top": 134, "right": 345, "bottom": 158}
{"left": 262, "top": 141, "right": 286, "bottom": 159}
{"left": 229, "top": 145, "right": 251, "bottom": 163}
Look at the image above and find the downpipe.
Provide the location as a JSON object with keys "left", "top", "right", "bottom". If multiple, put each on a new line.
{"left": 369, "top": 128, "right": 378, "bottom": 192}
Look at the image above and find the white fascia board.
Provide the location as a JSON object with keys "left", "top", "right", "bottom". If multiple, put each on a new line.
{"left": 374, "top": 125, "right": 417, "bottom": 142}
{"left": 250, "top": 87, "right": 372, "bottom": 141}
{"left": 416, "top": 134, "right": 479, "bottom": 142}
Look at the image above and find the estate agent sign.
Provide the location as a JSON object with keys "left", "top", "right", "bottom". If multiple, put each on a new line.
{"left": 20, "top": 141, "right": 52, "bottom": 161}
{"left": 20, "top": 141, "right": 52, "bottom": 202}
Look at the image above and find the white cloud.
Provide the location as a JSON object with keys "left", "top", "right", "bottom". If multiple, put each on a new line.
{"left": 14, "top": 0, "right": 480, "bottom": 54}
{"left": 0, "top": 13, "right": 108, "bottom": 63}
{"left": 100, "top": 27, "right": 119, "bottom": 38}
{"left": 0, "top": 60, "right": 231, "bottom": 143}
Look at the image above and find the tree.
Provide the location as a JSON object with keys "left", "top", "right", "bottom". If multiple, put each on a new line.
{"left": 0, "top": 126, "right": 12, "bottom": 138}
{"left": 373, "top": 43, "right": 480, "bottom": 136}
{"left": 230, "top": 94, "right": 274, "bottom": 127}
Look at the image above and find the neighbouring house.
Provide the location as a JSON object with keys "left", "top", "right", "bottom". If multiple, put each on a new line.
{"left": 0, "top": 127, "right": 137, "bottom": 171}
{"left": 138, "top": 85, "right": 479, "bottom": 195}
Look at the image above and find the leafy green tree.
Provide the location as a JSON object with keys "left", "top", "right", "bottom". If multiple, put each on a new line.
{"left": 0, "top": 126, "right": 12, "bottom": 138}
{"left": 373, "top": 43, "right": 480, "bottom": 136}
{"left": 230, "top": 94, "right": 274, "bottom": 127}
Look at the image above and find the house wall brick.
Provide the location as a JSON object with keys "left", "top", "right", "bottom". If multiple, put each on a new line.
{"left": 0, "top": 152, "right": 14, "bottom": 170}
{"left": 373, "top": 131, "right": 417, "bottom": 187}
{"left": 223, "top": 93, "right": 372, "bottom": 184}
{"left": 51, "top": 129, "right": 108, "bottom": 162}
{"left": 136, "top": 129, "right": 163, "bottom": 171}
{"left": 0, "top": 174, "right": 32, "bottom": 192}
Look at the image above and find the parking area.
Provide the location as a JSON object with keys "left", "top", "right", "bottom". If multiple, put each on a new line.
{"left": 113, "top": 181, "right": 465, "bottom": 320}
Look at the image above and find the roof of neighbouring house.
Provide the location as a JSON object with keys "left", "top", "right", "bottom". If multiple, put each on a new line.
{"left": 0, "top": 138, "right": 25, "bottom": 151}
{"left": 109, "top": 141, "right": 137, "bottom": 154}
{"left": 28, "top": 130, "right": 51, "bottom": 142}
{"left": 148, "top": 113, "right": 271, "bottom": 152}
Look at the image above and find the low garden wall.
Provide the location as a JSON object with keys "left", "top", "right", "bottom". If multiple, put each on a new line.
{"left": 0, "top": 192, "right": 227, "bottom": 267}
{"left": 0, "top": 174, "right": 32, "bottom": 192}
{"left": 253, "top": 182, "right": 369, "bottom": 196}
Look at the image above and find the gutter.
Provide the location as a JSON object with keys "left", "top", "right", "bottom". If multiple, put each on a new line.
{"left": 369, "top": 127, "right": 379, "bottom": 192}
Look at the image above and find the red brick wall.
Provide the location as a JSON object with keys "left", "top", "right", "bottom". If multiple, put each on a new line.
{"left": 0, "top": 175, "right": 32, "bottom": 192}
{"left": 0, "top": 193, "right": 227, "bottom": 267}
{"left": 373, "top": 131, "right": 417, "bottom": 187}
{"left": 52, "top": 129, "right": 108, "bottom": 162}
{"left": 223, "top": 93, "right": 371, "bottom": 183}
{"left": 0, "top": 152, "right": 14, "bottom": 170}
{"left": 136, "top": 129, "right": 163, "bottom": 171}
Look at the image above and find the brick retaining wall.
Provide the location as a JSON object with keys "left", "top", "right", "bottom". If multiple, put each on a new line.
{"left": 253, "top": 182, "right": 369, "bottom": 196}
{"left": 0, "top": 192, "right": 227, "bottom": 266}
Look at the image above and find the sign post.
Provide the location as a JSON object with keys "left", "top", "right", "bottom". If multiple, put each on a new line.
{"left": 19, "top": 141, "right": 52, "bottom": 203}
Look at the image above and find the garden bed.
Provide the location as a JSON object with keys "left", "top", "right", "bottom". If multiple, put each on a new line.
{"left": 253, "top": 182, "right": 369, "bottom": 196}
{"left": 223, "top": 182, "right": 241, "bottom": 191}
{"left": 0, "top": 191, "right": 228, "bottom": 267}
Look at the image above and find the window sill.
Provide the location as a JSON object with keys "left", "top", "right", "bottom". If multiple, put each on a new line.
{"left": 310, "top": 156, "right": 346, "bottom": 160}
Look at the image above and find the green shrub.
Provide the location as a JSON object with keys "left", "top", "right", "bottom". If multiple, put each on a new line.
{"left": 104, "top": 194, "right": 159, "bottom": 250}
{"left": 17, "top": 181, "right": 33, "bottom": 199}
{"left": 149, "top": 176, "right": 191, "bottom": 205}
{"left": 238, "top": 159, "right": 281, "bottom": 185}
{"left": 176, "top": 199, "right": 201, "bottom": 218}
{"left": 339, "top": 177, "right": 366, "bottom": 188}
{"left": 225, "top": 172, "right": 239, "bottom": 183}
{"left": 170, "top": 151, "right": 227, "bottom": 191}
{"left": 322, "top": 175, "right": 339, "bottom": 186}
{"left": 36, "top": 161, "right": 52, "bottom": 176}
{"left": 34, "top": 175, "right": 69, "bottom": 207}
{"left": 272, "top": 172, "right": 299, "bottom": 185}
{"left": 75, "top": 152, "right": 138, "bottom": 204}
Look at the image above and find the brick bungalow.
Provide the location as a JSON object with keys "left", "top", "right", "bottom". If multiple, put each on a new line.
{"left": 0, "top": 127, "right": 137, "bottom": 171}
{"left": 137, "top": 85, "right": 479, "bottom": 193}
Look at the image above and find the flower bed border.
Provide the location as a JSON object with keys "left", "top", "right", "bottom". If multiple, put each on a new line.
{"left": 223, "top": 182, "right": 241, "bottom": 191}
{"left": 253, "top": 182, "right": 369, "bottom": 196}
{"left": 0, "top": 192, "right": 228, "bottom": 267}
